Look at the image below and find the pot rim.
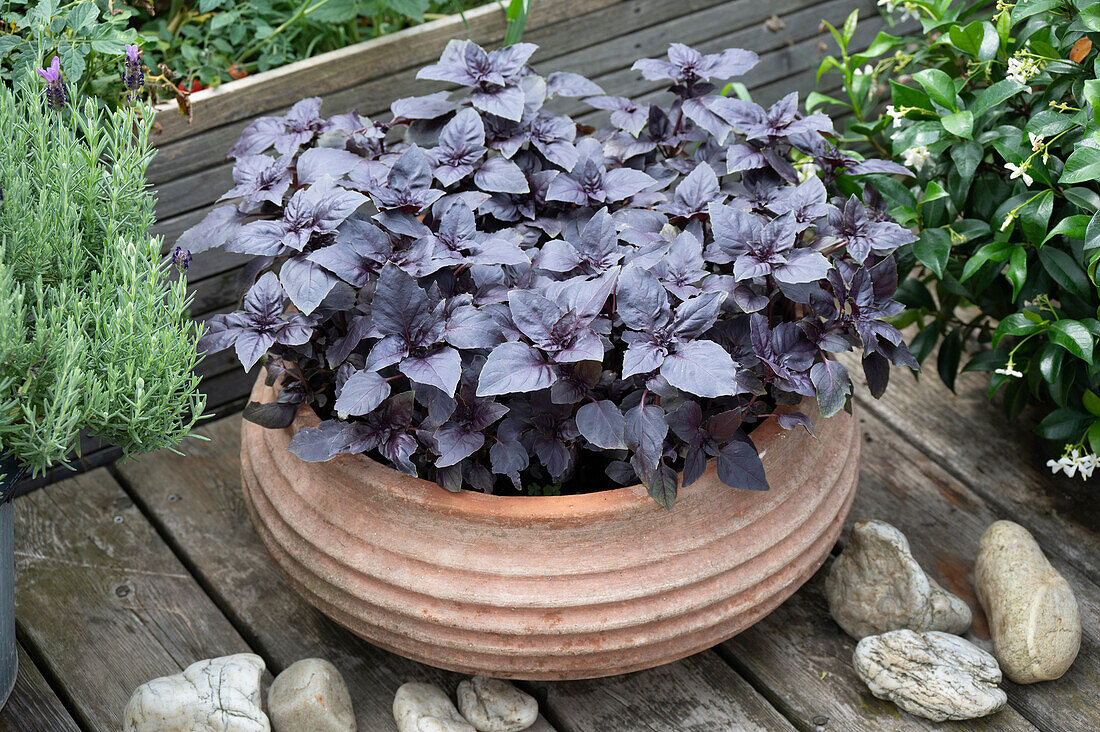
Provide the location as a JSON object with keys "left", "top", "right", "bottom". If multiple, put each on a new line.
{"left": 252, "top": 375, "right": 813, "bottom": 518}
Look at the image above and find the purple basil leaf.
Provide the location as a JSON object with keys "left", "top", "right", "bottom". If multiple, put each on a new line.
{"left": 279, "top": 254, "right": 338, "bottom": 315}
{"left": 810, "top": 360, "right": 851, "bottom": 418}
{"left": 391, "top": 91, "right": 457, "bottom": 121}
{"left": 624, "top": 401, "right": 667, "bottom": 474}
{"left": 334, "top": 369, "right": 391, "bottom": 417}
{"left": 773, "top": 249, "right": 831, "bottom": 286}
{"left": 777, "top": 411, "right": 814, "bottom": 435}
{"left": 474, "top": 156, "right": 530, "bottom": 193}
{"left": 546, "top": 71, "right": 603, "bottom": 98}
{"left": 287, "top": 420, "right": 349, "bottom": 462}
{"left": 661, "top": 339, "right": 739, "bottom": 397}
{"left": 717, "top": 440, "right": 768, "bottom": 491}
{"left": 434, "top": 422, "right": 485, "bottom": 467}
{"left": 296, "top": 147, "right": 362, "bottom": 185}
{"left": 862, "top": 351, "right": 890, "bottom": 399}
{"left": 177, "top": 205, "right": 247, "bottom": 254}
{"left": 400, "top": 346, "right": 462, "bottom": 397}
{"left": 643, "top": 460, "right": 678, "bottom": 509}
{"left": 477, "top": 341, "right": 558, "bottom": 396}
{"left": 575, "top": 400, "right": 627, "bottom": 449}
{"left": 616, "top": 265, "right": 670, "bottom": 331}
{"left": 243, "top": 400, "right": 298, "bottom": 429}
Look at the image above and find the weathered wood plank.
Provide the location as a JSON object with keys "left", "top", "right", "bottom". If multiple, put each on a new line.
{"left": 843, "top": 395, "right": 1100, "bottom": 732}
{"left": 534, "top": 649, "right": 797, "bottom": 731}
{"left": 842, "top": 351, "right": 1100, "bottom": 588}
{"left": 0, "top": 645, "right": 81, "bottom": 732}
{"left": 14, "top": 469, "right": 255, "bottom": 731}
{"left": 151, "top": 0, "right": 619, "bottom": 143}
{"left": 717, "top": 572, "right": 1038, "bottom": 732}
{"left": 115, "top": 415, "right": 792, "bottom": 731}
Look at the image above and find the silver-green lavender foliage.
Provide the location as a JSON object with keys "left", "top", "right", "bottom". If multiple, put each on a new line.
{"left": 0, "top": 81, "right": 205, "bottom": 478}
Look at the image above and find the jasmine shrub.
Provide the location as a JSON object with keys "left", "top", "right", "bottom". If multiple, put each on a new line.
{"left": 815, "top": 1, "right": 1100, "bottom": 476}
{"left": 0, "top": 82, "right": 205, "bottom": 479}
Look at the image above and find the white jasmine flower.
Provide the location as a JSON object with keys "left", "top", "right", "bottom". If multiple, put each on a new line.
{"left": 994, "top": 362, "right": 1024, "bottom": 378}
{"left": 1048, "top": 448, "right": 1099, "bottom": 480}
{"left": 1005, "top": 162, "right": 1033, "bottom": 186}
{"left": 1006, "top": 56, "right": 1041, "bottom": 85}
{"left": 902, "top": 145, "right": 931, "bottom": 171}
{"left": 854, "top": 64, "right": 874, "bottom": 76}
{"left": 878, "top": 0, "right": 920, "bottom": 20}
{"left": 886, "top": 104, "right": 906, "bottom": 128}
{"left": 1029, "top": 132, "right": 1044, "bottom": 151}
{"left": 1000, "top": 212, "right": 1015, "bottom": 231}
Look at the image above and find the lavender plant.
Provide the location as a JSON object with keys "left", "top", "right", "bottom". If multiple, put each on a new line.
{"left": 0, "top": 79, "right": 205, "bottom": 482}
{"left": 182, "top": 40, "right": 917, "bottom": 506}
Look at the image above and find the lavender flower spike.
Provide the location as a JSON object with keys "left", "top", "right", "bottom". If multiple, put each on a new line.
{"left": 36, "top": 56, "right": 67, "bottom": 110}
{"left": 123, "top": 44, "right": 144, "bottom": 98}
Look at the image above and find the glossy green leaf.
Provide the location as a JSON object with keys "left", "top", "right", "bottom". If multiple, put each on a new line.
{"left": 1061, "top": 146, "right": 1100, "bottom": 185}
{"left": 1043, "top": 215, "right": 1092, "bottom": 244}
{"left": 1007, "top": 246, "right": 1028, "bottom": 301}
{"left": 937, "top": 328, "right": 963, "bottom": 391}
{"left": 913, "top": 69, "right": 957, "bottom": 111}
{"left": 1037, "top": 408, "right": 1092, "bottom": 441}
{"left": 1020, "top": 190, "right": 1053, "bottom": 243}
{"left": 1049, "top": 320, "right": 1095, "bottom": 362}
{"left": 993, "top": 312, "right": 1041, "bottom": 346}
{"left": 941, "top": 110, "right": 974, "bottom": 139}
{"left": 1039, "top": 246, "right": 1090, "bottom": 298}
{"left": 913, "top": 228, "right": 952, "bottom": 278}
{"left": 1083, "top": 390, "right": 1100, "bottom": 417}
{"left": 971, "top": 80, "right": 1025, "bottom": 119}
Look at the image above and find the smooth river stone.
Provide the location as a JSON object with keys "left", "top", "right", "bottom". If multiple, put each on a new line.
{"left": 122, "top": 653, "right": 269, "bottom": 732}
{"left": 393, "top": 682, "right": 475, "bottom": 732}
{"left": 975, "top": 520, "right": 1082, "bottom": 683}
{"left": 268, "top": 658, "right": 356, "bottom": 732}
{"left": 456, "top": 677, "right": 539, "bottom": 732}
{"left": 826, "top": 520, "right": 971, "bottom": 639}
{"left": 853, "top": 630, "right": 1007, "bottom": 722}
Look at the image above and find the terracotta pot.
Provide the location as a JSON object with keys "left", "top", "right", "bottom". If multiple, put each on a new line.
{"left": 240, "top": 376, "right": 860, "bottom": 680}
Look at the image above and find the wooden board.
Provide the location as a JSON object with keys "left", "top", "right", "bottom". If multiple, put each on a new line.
{"left": 0, "top": 645, "right": 81, "bottom": 732}
{"left": 150, "top": 0, "right": 620, "bottom": 143}
{"left": 114, "top": 415, "right": 791, "bottom": 732}
{"left": 13, "top": 469, "right": 255, "bottom": 731}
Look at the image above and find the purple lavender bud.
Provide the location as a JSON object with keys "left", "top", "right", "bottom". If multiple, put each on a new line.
{"left": 35, "top": 56, "right": 68, "bottom": 110}
{"left": 171, "top": 247, "right": 192, "bottom": 272}
{"left": 123, "top": 44, "right": 144, "bottom": 97}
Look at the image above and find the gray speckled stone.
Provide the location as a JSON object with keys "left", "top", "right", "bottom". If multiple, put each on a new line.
{"left": 976, "top": 520, "right": 1082, "bottom": 684}
{"left": 268, "top": 658, "right": 355, "bottom": 732}
{"left": 393, "top": 683, "right": 475, "bottom": 732}
{"left": 122, "top": 653, "right": 269, "bottom": 732}
{"left": 853, "top": 630, "right": 1007, "bottom": 722}
{"left": 456, "top": 677, "right": 538, "bottom": 732}
{"left": 826, "top": 520, "right": 971, "bottom": 639}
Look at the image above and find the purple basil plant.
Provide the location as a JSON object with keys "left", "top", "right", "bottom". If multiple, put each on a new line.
{"left": 181, "top": 40, "right": 917, "bottom": 507}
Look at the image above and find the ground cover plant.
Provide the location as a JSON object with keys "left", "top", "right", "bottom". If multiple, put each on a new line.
{"left": 182, "top": 39, "right": 917, "bottom": 506}
{"left": 815, "top": 0, "right": 1100, "bottom": 477}
{"left": 0, "top": 75, "right": 205, "bottom": 482}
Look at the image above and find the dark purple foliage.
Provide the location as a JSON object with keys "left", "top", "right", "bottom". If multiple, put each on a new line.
{"left": 183, "top": 40, "right": 916, "bottom": 507}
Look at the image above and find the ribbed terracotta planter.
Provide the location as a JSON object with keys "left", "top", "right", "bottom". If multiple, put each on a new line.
{"left": 241, "top": 377, "right": 860, "bottom": 679}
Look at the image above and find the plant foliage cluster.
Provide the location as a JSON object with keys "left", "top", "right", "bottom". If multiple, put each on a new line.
{"left": 816, "top": 0, "right": 1100, "bottom": 462}
{"left": 0, "top": 0, "right": 489, "bottom": 107}
{"left": 183, "top": 40, "right": 917, "bottom": 506}
{"left": 0, "top": 81, "right": 205, "bottom": 482}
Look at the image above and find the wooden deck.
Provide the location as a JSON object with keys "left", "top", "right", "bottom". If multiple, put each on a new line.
{"left": 3, "top": 354, "right": 1097, "bottom": 731}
